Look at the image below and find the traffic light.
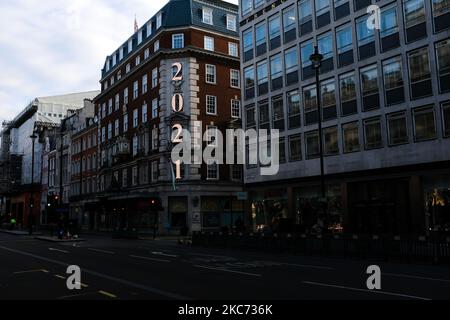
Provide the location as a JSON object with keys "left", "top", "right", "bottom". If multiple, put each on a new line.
{"left": 149, "top": 197, "right": 163, "bottom": 212}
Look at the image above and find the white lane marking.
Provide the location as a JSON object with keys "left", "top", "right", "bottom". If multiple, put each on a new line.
{"left": 282, "top": 263, "right": 335, "bottom": 271}
{"left": 130, "top": 255, "right": 170, "bottom": 263}
{"left": 0, "top": 245, "right": 190, "bottom": 300}
{"left": 58, "top": 292, "right": 98, "bottom": 300}
{"left": 98, "top": 290, "right": 117, "bottom": 299}
{"left": 88, "top": 248, "right": 115, "bottom": 255}
{"left": 152, "top": 252, "right": 179, "bottom": 258}
{"left": 194, "top": 265, "right": 262, "bottom": 277}
{"left": 303, "top": 281, "right": 432, "bottom": 301}
{"left": 384, "top": 273, "right": 450, "bottom": 283}
{"left": 49, "top": 248, "right": 69, "bottom": 254}
{"left": 14, "top": 269, "right": 47, "bottom": 275}
{"left": 55, "top": 275, "right": 66, "bottom": 280}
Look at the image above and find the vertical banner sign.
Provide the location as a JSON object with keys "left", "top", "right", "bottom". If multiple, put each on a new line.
{"left": 171, "top": 62, "right": 183, "bottom": 180}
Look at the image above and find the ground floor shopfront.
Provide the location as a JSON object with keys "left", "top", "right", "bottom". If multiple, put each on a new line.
{"left": 1, "top": 190, "right": 41, "bottom": 229}
{"left": 245, "top": 164, "right": 450, "bottom": 237}
{"left": 69, "top": 183, "right": 244, "bottom": 235}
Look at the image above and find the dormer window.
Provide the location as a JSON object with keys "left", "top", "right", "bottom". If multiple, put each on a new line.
{"left": 138, "top": 30, "right": 143, "bottom": 45}
{"left": 112, "top": 54, "right": 117, "bottom": 66}
{"left": 147, "top": 21, "right": 153, "bottom": 37}
{"left": 106, "top": 60, "right": 110, "bottom": 72}
{"left": 119, "top": 47, "right": 124, "bottom": 60}
{"left": 156, "top": 13, "right": 162, "bottom": 29}
{"left": 128, "top": 39, "right": 133, "bottom": 53}
{"left": 203, "top": 7, "right": 213, "bottom": 25}
{"left": 227, "top": 14, "right": 237, "bottom": 31}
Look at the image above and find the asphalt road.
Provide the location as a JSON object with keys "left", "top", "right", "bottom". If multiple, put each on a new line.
{"left": 0, "top": 232, "right": 449, "bottom": 301}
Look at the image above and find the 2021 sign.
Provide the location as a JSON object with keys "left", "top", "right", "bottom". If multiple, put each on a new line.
{"left": 171, "top": 62, "right": 184, "bottom": 180}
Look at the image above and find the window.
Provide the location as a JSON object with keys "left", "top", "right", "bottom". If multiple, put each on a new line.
{"left": 110, "top": 76, "right": 115, "bottom": 86}
{"left": 152, "top": 68, "right": 158, "bottom": 88}
{"left": 115, "top": 94, "right": 120, "bottom": 111}
{"left": 243, "top": 29, "right": 253, "bottom": 57}
{"left": 408, "top": 47, "right": 432, "bottom": 99}
{"left": 305, "top": 131, "right": 320, "bottom": 159}
{"left": 114, "top": 119, "right": 120, "bottom": 137}
{"left": 413, "top": 106, "right": 437, "bottom": 141}
{"left": 242, "top": 0, "right": 252, "bottom": 16}
{"left": 156, "top": 13, "right": 162, "bottom": 29}
{"left": 289, "top": 134, "right": 302, "bottom": 161}
{"left": 388, "top": 112, "right": 409, "bottom": 145}
{"left": 204, "top": 36, "right": 214, "bottom": 51}
{"left": 340, "top": 72, "right": 357, "bottom": 111}
{"left": 304, "top": 84, "right": 317, "bottom": 124}
{"left": 383, "top": 56, "right": 404, "bottom": 106}
{"left": 259, "top": 100, "right": 270, "bottom": 129}
{"left": 287, "top": 90, "right": 301, "bottom": 129}
{"left": 336, "top": 24, "right": 352, "bottom": 53}
{"left": 229, "top": 42, "right": 239, "bottom": 57}
{"left": 257, "top": 61, "right": 268, "bottom": 94}
{"left": 152, "top": 127, "right": 159, "bottom": 150}
{"left": 380, "top": 5, "right": 398, "bottom": 37}
{"left": 124, "top": 87, "right": 129, "bottom": 104}
{"left": 154, "top": 40, "right": 160, "bottom": 52}
{"left": 364, "top": 118, "right": 383, "bottom": 149}
{"left": 144, "top": 48, "right": 150, "bottom": 59}
{"left": 119, "top": 47, "right": 124, "bottom": 61}
{"left": 269, "top": 15, "right": 281, "bottom": 47}
{"left": 285, "top": 47, "right": 299, "bottom": 83}
{"left": 136, "top": 55, "right": 141, "bottom": 66}
{"left": 301, "top": 40, "right": 313, "bottom": 68}
{"left": 140, "top": 162, "right": 149, "bottom": 185}
{"left": 117, "top": 70, "right": 122, "bottom": 81}
{"left": 272, "top": 96, "right": 285, "bottom": 131}
{"left": 343, "top": 122, "right": 360, "bottom": 153}
{"left": 403, "top": 0, "right": 426, "bottom": 28}
{"left": 230, "top": 70, "right": 240, "bottom": 88}
{"left": 206, "top": 95, "right": 217, "bottom": 115}
{"left": 356, "top": 15, "right": 374, "bottom": 45}
{"left": 138, "top": 30, "right": 142, "bottom": 45}
{"left": 321, "top": 79, "right": 336, "bottom": 119}
{"left": 432, "top": 0, "right": 450, "bottom": 32}
{"left": 108, "top": 122, "right": 112, "bottom": 140}
{"left": 244, "top": 66, "right": 255, "bottom": 99}
{"left": 133, "top": 109, "right": 139, "bottom": 128}
{"left": 436, "top": 39, "right": 450, "bottom": 93}
{"left": 126, "top": 63, "right": 131, "bottom": 74}
{"left": 132, "top": 166, "right": 138, "bottom": 186}
{"left": 283, "top": 6, "right": 296, "bottom": 43}
{"left": 255, "top": 22, "right": 266, "bottom": 49}
{"left": 122, "top": 169, "right": 128, "bottom": 187}
{"left": 279, "top": 137, "right": 286, "bottom": 163}
{"left": 206, "top": 64, "right": 216, "bottom": 84}
{"left": 246, "top": 105, "right": 256, "bottom": 129}
{"left": 324, "top": 126, "right": 339, "bottom": 155}
{"left": 207, "top": 163, "right": 219, "bottom": 180}
{"left": 142, "top": 74, "right": 148, "bottom": 94}
{"left": 203, "top": 7, "right": 213, "bottom": 25}
{"left": 147, "top": 21, "right": 153, "bottom": 37}
{"left": 227, "top": 14, "right": 237, "bottom": 31}
{"left": 151, "top": 161, "right": 159, "bottom": 182}
{"left": 231, "top": 100, "right": 241, "bottom": 118}
{"left": 132, "top": 136, "right": 138, "bottom": 157}
{"left": 270, "top": 54, "right": 283, "bottom": 90}
{"left": 142, "top": 104, "right": 148, "bottom": 123}
{"left": 152, "top": 99, "right": 158, "bottom": 119}
{"left": 232, "top": 165, "right": 242, "bottom": 181}
{"left": 360, "top": 64, "right": 379, "bottom": 110}
{"left": 316, "top": 0, "right": 330, "bottom": 15}
{"left": 443, "top": 101, "right": 450, "bottom": 137}
{"left": 172, "top": 34, "right": 184, "bottom": 49}
{"left": 299, "top": 0, "right": 313, "bottom": 23}
{"left": 108, "top": 99, "right": 113, "bottom": 115}
{"left": 206, "top": 125, "right": 218, "bottom": 146}
{"left": 123, "top": 114, "right": 128, "bottom": 132}
{"left": 133, "top": 81, "right": 138, "bottom": 99}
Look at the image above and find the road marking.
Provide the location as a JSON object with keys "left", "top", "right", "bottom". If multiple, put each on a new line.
{"left": 152, "top": 252, "right": 179, "bottom": 258}
{"left": 98, "top": 291, "right": 117, "bottom": 299}
{"left": 14, "top": 269, "right": 47, "bottom": 275}
{"left": 303, "top": 281, "right": 432, "bottom": 301}
{"left": 49, "top": 248, "right": 69, "bottom": 254}
{"left": 384, "top": 273, "right": 450, "bottom": 283}
{"left": 55, "top": 275, "right": 66, "bottom": 280}
{"left": 88, "top": 248, "right": 115, "bottom": 255}
{"left": 130, "top": 255, "right": 170, "bottom": 263}
{"left": 58, "top": 292, "right": 98, "bottom": 300}
{"left": 282, "top": 263, "right": 335, "bottom": 271}
{"left": 194, "top": 265, "right": 262, "bottom": 277}
{"left": 0, "top": 245, "right": 191, "bottom": 300}
{"left": 77, "top": 282, "right": 89, "bottom": 288}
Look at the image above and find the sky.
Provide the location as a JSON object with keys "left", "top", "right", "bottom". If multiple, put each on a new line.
{"left": 0, "top": 0, "right": 239, "bottom": 123}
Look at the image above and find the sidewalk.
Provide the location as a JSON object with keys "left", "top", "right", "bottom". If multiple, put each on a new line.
{"left": 0, "top": 229, "right": 42, "bottom": 236}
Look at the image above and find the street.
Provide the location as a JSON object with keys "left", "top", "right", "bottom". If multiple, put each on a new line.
{"left": 0, "top": 232, "right": 449, "bottom": 301}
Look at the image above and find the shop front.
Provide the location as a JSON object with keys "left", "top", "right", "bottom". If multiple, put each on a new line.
{"left": 424, "top": 175, "right": 450, "bottom": 236}
{"left": 201, "top": 196, "right": 244, "bottom": 231}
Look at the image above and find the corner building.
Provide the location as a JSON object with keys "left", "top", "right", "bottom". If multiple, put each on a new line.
{"left": 239, "top": 0, "right": 450, "bottom": 235}
{"left": 93, "top": 0, "right": 243, "bottom": 234}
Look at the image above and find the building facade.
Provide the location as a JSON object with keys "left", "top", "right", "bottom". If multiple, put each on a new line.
{"left": 239, "top": 0, "right": 450, "bottom": 235}
{"left": 92, "top": 0, "right": 243, "bottom": 234}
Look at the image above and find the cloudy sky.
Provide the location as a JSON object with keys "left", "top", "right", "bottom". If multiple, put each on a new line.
{"left": 0, "top": 0, "right": 238, "bottom": 123}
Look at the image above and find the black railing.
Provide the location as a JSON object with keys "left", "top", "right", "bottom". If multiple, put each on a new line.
{"left": 192, "top": 232, "right": 450, "bottom": 265}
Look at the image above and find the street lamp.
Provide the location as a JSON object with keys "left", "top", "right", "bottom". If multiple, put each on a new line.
{"left": 29, "top": 131, "right": 38, "bottom": 235}
{"left": 310, "top": 46, "right": 327, "bottom": 223}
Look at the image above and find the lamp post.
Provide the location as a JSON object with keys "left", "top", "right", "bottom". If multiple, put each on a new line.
{"left": 310, "top": 46, "right": 328, "bottom": 225}
{"left": 29, "top": 131, "right": 38, "bottom": 235}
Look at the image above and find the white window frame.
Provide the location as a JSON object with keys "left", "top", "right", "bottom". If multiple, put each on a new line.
{"left": 206, "top": 95, "right": 217, "bottom": 115}
{"left": 203, "top": 7, "right": 213, "bottom": 25}
{"left": 152, "top": 99, "right": 158, "bottom": 119}
{"left": 142, "top": 74, "right": 148, "bottom": 94}
{"left": 205, "top": 64, "right": 217, "bottom": 84}
{"left": 227, "top": 14, "right": 237, "bottom": 31}
{"left": 133, "top": 109, "right": 139, "bottom": 128}
{"left": 204, "top": 36, "right": 215, "bottom": 51}
{"left": 172, "top": 34, "right": 184, "bottom": 49}
{"left": 207, "top": 163, "right": 219, "bottom": 180}
{"left": 228, "top": 42, "right": 239, "bottom": 57}
{"left": 154, "top": 40, "right": 160, "bottom": 52}
{"left": 230, "top": 69, "right": 240, "bottom": 88}
{"left": 152, "top": 68, "right": 158, "bottom": 88}
{"left": 156, "top": 13, "right": 162, "bottom": 29}
{"left": 231, "top": 99, "right": 241, "bottom": 118}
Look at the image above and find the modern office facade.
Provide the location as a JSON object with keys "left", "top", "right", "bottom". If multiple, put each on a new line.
{"left": 92, "top": 0, "right": 243, "bottom": 234}
{"left": 239, "top": 0, "right": 450, "bottom": 235}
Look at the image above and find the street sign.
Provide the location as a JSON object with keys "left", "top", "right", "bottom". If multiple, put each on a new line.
{"left": 236, "top": 192, "right": 248, "bottom": 201}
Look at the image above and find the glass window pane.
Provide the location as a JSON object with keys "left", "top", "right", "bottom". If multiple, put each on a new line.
{"left": 356, "top": 15, "right": 374, "bottom": 43}
{"left": 383, "top": 57, "right": 403, "bottom": 90}
{"left": 414, "top": 107, "right": 437, "bottom": 141}
{"left": 364, "top": 118, "right": 383, "bottom": 149}
{"left": 343, "top": 122, "right": 360, "bottom": 153}
{"left": 436, "top": 40, "right": 450, "bottom": 76}
{"left": 324, "top": 126, "right": 339, "bottom": 155}
{"left": 271, "top": 54, "right": 283, "bottom": 78}
{"left": 269, "top": 16, "right": 281, "bottom": 39}
{"left": 288, "top": 90, "right": 301, "bottom": 115}
{"left": 404, "top": 0, "right": 426, "bottom": 28}
{"left": 299, "top": 0, "right": 312, "bottom": 22}
{"left": 388, "top": 113, "right": 408, "bottom": 145}
{"left": 336, "top": 25, "right": 352, "bottom": 53}
{"left": 301, "top": 41, "right": 313, "bottom": 67}
{"left": 285, "top": 48, "right": 298, "bottom": 73}
{"left": 306, "top": 131, "right": 320, "bottom": 158}
{"left": 340, "top": 73, "right": 356, "bottom": 102}
{"left": 318, "top": 33, "right": 333, "bottom": 59}
{"left": 381, "top": 6, "right": 398, "bottom": 37}
{"left": 361, "top": 65, "right": 379, "bottom": 95}
{"left": 257, "top": 61, "right": 268, "bottom": 84}
{"left": 443, "top": 102, "right": 450, "bottom": 137}
{"left": 322, "top": 80, "right": 336, "bottom": 108}
{"left": 408, "top": 48, "right": 431, "bottom": 83}
{"left": 304, "top": 85, "right": 317, "bottom": 111}
{"left": 289, "top": 135, "right": 302, "bottom": 161}
{"left": 243, "top": 29, "right": 253, "bottom": 51}
{"left": 283, "top": 7, "right": 296, "bottom": 30}
{"left": 255, "top": 22, "right": 266, "bottom": 45}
